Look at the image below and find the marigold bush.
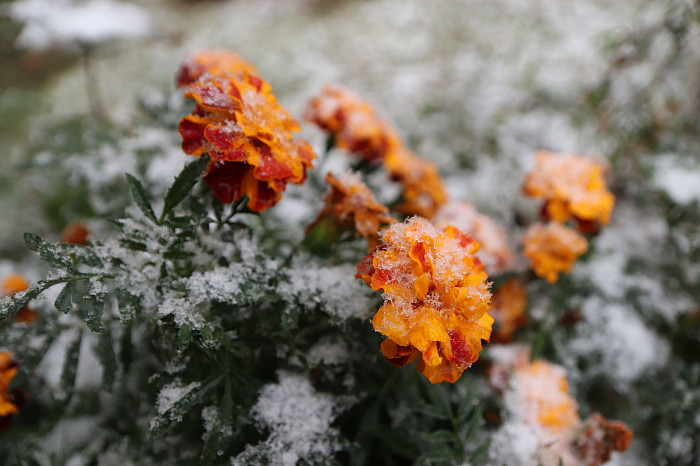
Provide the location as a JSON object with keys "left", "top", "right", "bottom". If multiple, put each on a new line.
{"left": 3, "top": 3, "right": 699, "bottom": 460}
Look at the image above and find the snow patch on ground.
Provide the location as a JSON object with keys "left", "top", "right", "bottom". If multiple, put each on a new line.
{"left": 9, "top": 0, "right": 151, "bottom": 50}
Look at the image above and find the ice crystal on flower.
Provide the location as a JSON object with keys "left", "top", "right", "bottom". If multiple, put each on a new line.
{"left": 306, "top": 85, "right": 447, "bottom": 218}
{"left": 433, "top": 201, "right": 515, "bottom": 275}
{"left": 523, "top": 151, "right": 615, "bottom": 231}
{"left": 357, "top": 217, "right": 492, "bottom": 383}
{"left": 307, "top": 171, "right": 395, "bottom": 249}
{"left": 178, "top": 51, "right": 315, "bottom": 211}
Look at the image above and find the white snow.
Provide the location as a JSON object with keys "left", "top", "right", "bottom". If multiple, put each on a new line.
{"left": 9, "top": 0, "right": 152, "bottom": 51}
{"left": 653, "top": 155, "right": 700, "bottom": 205}
{"left": 155, "top": 379, "right": 201, "bottom": 418}
{"left": 231, "top": 372, "right": 344, "bottom": 466}
{"left": 566, "top": 298, "right": 670, "bottom": 390}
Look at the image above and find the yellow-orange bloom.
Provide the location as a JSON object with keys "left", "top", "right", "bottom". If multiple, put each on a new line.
{"left": 516, "top": 359, "right": 580, "bottom": 433}
{"left": 523, "top": 151, "right": 615, "bottom": 231}
{"left": 176, "top": 49, "right": 259, "bottom": 87}
{"left": 383, "top": 147, "right": 448, "bottom": 218}
{"left": 307, "top": 172, "right": 395, "bottom": 249}
{"left": 356, "top": 217, "right": 492, "bottom": 383}
{"left": 304, "top": 85, "right": 402, "bottom": 162}
{"left": 178, "top": 55, "right": 315, "bottom": 211}
{"left": 0, "top": 353, "right": 18, "bottom": 418}
{"left": 522, "top": 222, "right": 588, "bottom": 283}
{"left": 489, "top": 278, "right": 528, "bottom": 343}
{"left": 433, "top": 201, "right": 515, "bottom": 275}
{"left": 1, "top": 274, "right": 37, "bottom": 324}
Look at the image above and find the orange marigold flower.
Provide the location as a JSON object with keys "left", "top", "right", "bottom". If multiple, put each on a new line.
{"left": 176, "top": 49, "right": 259, "bottom": 87}
{"left": 516, "top": 359, "right": 580, "bottom": 433}
{"left": 575, "top": 413, "right": 634, "bottom": 466}
{"left": 383, "top": 146, "right": 448, "bottom": 218}
{"left": 1, "top": 274, "right": 37, "bottom": 324}
{"left": 489, "top": 278, "right": 528, "bottom": 343}
{"left": 356, "top": 217, "right": 493, "bottom": 384}
{"left": 489, "top": 347, "right": 633, "bottom": 465}
{"left": 433, "top": 201, "right": 515, "bottom": 275}
{"left": 522, "top": 222, "right": 588, "bottom": 284}
{"left": 307, "top": 172, "right": 396, "bottom": 249}
{"left": 304, "top": 85, "right": 402, "bottom": 162}
{"left": 178, "top": 60, "right": 315, "bottom": 211}
{"left": 60, "top": 222, "right": 89, "bottom": 245}
{"left": 305, "top": 85, "right": 448, "bottom": 217}
{"left": 523, "top": 151, "right": 615, "bottom": 231}
{"left": 0, "top": 352, "right": 19, "bottom": 418}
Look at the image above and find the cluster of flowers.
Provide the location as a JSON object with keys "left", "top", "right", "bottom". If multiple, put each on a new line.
{"left": 175, "top": 51, "right": 619, "bottom": 389}
{"left": 489, "top": 347, "right": 633, "bottom": 466}
{"left": 521, "top": 152, "right": 615, "bottom": 283}
{"left": 305, "top": 85, "right": 448, "bottom": 218}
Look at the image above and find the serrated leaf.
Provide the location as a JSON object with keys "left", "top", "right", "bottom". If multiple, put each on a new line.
{"left": 116, "top": 289, "right": 139, "bottom": 324}
{"left": 24, "top": 233, "right": 78, "bottom": 273}
{"left": 106, "top": 218, "right": 125, "bottom": 232}
{"left": 125, "top": 173, "right": 157, "bottom": 222}
{"left": 119, "top": 239, "right": 148, "bottom": 251}
{"left": 163, "top": 250, "right": 195, "bottom": 260}
{"left": 82, "top": 294, "right": 104, "bottom": 332}
{"left": 456, "top": 384, "right": 477, "bottom": 423}
{"left": 54, "top": 280, "right": 77, "bottom": 313}
{"left": 1, "top": 278, "right": 67, "bottom": 320}
{"left": 199, "top": 325, "right": 217, "bottom": 348}
{"left": 374, "top": 425, "right": 418, "bottom": 458}
{"left": 463, "top": 406, "right": 483, "bottom": 442}
{"left": 416, "top": 450, "right": 461, "bottom": 464}
{"left": 418, "top": 430, "right": 459, "bottom": 444}
{"left": 60, "top": 333, "right": 82, "bottom": 403}
{"left": 150, "top": 376, "right": 221, "bottom": 441}
{"left": 97, "top": 331, "right": 117, "bottom": 390}
{"left": 423, "top": 382, "right": 452, "bottom": 419}
{"left": 281, "top": 305, "right": 300, "bottom": 331}
{"left": 410, "top": 401, "right": 450, "bottom": 420}
{"left": 70, "top": 245, "right": 103, "bottom": 267}
{"left": 178, "top": 323, "right": 193, "bottom": 352}
{"left": 159, "top": 155, "right": 209, "bottom": 223}
{"left": 468, "top": 438, "right": 491, "bottom": 464}
{"left": 200, "top": 425, "right": 224, "bottom": 466}
{"left": 166, "top": 216, "right": 197, "bottom": 229}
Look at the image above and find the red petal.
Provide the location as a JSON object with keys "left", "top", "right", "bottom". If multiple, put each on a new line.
{"left": 178, "top": 118, "right": 206, "bottom": 155}
{"left": 449, "top": 330, "right": 473, "bottom": 367}
{"left": 203, "top": 161, "right": 247, "bottom": 203}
